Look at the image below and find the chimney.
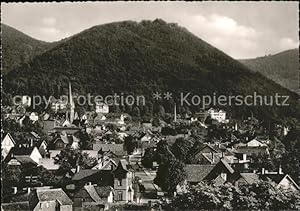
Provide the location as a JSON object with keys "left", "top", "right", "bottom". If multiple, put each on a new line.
{"left": 243, "top": 154, "right": 247, "bottom": 161}
{"left": 211, "top": 152, "right": 214, "bottom": 163}
{"left": 77, "top": 165, "right": 80, "bottom": 173}
{"left": 261, "top": 168, "right": 265, "bottom": 175}
{"left": 278, "top": 166, "right": 283, "bottom": 174}
{"left": 13, "top": 187, "right": 18, "bottom": 194}
{"left": 221, "top": 152, "right": 225, "bottom": 158}
{"left": 27, "top": 187, "right": 31, "bottom": 194}
{"left": 30, "top": 139, "right": 34, "bottom": 147}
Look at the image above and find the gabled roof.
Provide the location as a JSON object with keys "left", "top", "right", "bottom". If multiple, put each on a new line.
{"left": 184, "top": 164, "right": 215, "bottom": 183}
{"left": 113, "top": 159, "right": 129, "bottom": 174}
{"left": 38, "top": 158, "right": 59, "bottom": 170}
{"left": 94, "top": 186, "right": 113, "bottom": 198}
{"left": 239, "top": 173, "right": 260, "bottom": 184}
{"left": 260, "top": 174, "right": 300, "bottom": 190}
{"left": 84, "top": 185, "right": 102, "bottom": 203}
{"left": 35, "top": 188, "right": 73, "bottom": 205}
{"left": 11, "top": 147, "right": 35, "bottom": 156}
{"left": 2, "top": 133, "right": 16, "bottom": 145}
{"left": 72, "top": 169, "right": 101, "bottom": 181}
{"left": 15, "top": 156, "right": 37, "bottom": 165}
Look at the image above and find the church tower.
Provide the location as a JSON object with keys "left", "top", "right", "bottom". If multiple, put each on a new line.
{"left": 67, "top": 82, "right": 75, "bottom": 123}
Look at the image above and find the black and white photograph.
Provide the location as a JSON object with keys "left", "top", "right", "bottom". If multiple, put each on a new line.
{"left": 1, "top": 1, "right": 300, "bottom": 210}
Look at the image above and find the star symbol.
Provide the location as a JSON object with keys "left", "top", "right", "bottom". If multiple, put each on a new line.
{"left": 152, "top": 92, "right": 162, "bottom": 100}
{"left": 164, "top": 92, "right": 173, "bottom": 100}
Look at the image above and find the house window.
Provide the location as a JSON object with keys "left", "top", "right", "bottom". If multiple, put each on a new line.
{"left": 56, "top": 140, "right": 64, "bottom": 149}
{"left": 118, "top": 191, "right": 122, "bottom": 201}
{"left": 118, "top": 179, "right": 122, "bottom": 186}
{"left": 46, "top": 202, "right": 49, "bottom": 208}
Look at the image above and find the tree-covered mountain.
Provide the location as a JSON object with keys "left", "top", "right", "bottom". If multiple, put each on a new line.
{"left": 1, "top": 24, "right": 58, "bottom": 75}
{"left": 240, "top": 49, "right": 299, "bottom": 94}
{"left": 3, "top": 19, "right": 300, "bottom": 122}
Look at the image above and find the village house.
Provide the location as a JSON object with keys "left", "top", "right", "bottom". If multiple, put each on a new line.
{"left": 9, "top": 146, "right": 43, "bottom": 164}
{"left": 73, "top": 184, "right": 113, "bottom": 210}
{"left": 231, "top": 167, "right": 300, "bottom": 191}
{"left": 182, "top": 159, "right": 235, "bottom": 188}
{"left": 112, "top": 160, "right": 134, "bottom": 202}
{"left": 1, "top": 133, "right": 16, "bottom": 160}
{"left": 29, "top": 112, "right": 39, "bottom": 122}
{"left": 38, "top": 158, "right": 60, "bottom": 172}
{"left": 95, "top": 102, "right": 109, "bottom": 114}
{"left": 50, "top": 133, "right": 80, "bottom": 150}
{"left": 92, "top": 143, "right": 127, "bottom": 158}
{"left": 207, "top": 108, "right": 228, "bottom": 123}
{"left": 29, "top": 188, "right": 73, "bottom": 211}
{"left": 71, "top": 159, "right": 134, "bottom": 203}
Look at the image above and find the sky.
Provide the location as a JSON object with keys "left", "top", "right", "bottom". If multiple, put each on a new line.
{"left": 1, "top": 2, "right": 299, "bottom": 59}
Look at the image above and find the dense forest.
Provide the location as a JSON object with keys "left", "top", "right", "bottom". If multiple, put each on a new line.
{"left": 240, "top": 49, "right": 299, "bottom": 93}
{"left": 1, "top": 24, "right": 60, "bottom": 75}
{"left": 3, "top": 19, "right": 300, "bottom": 122}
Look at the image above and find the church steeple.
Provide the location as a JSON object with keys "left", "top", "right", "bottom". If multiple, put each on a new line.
{"left": 68, "top": 82, "right": 75, "bottom": 123}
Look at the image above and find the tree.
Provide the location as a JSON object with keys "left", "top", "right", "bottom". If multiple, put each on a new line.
{"left": 167, "top": 181, "right": 300, "bottom": 210}
{"left": 2, "top": 164, "right": 24, "bottom": 202}
{"left": 280, "top": 128, "right": 300, "bottom": 184}
{"left": 76, "top": 130, "right": 93, "bottom": 150}
{"left": 124, "top": 135, "right": 138, "bottom": 155}
{"left": 249, "top": 153, "right": 275, "bottom": 172}
{"left": 132, "top": 107, "right": 141, "bottom": 121}
{"left": 54, "top": 148, "right": 97, "bottom": 175}
{"left": 36, "top": 166, "right": 58, "bottom": 186}
{"left": 171, "top": 138, "right": 193, "bottom": 162}
{"left": 154, "top": 158, "right": 186, "bottom": 194}
{"left": 141, "top": 147, "right": 156, "bottom": 168}
{"left": 156, "top": 140, "right": 175, "bottom": 164}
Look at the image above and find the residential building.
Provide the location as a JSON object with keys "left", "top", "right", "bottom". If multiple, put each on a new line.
{"left": 1, "top": 133, "right": 16, "bottom": 160}
{"left": 113, "top": 160, "right": 134, "bottom": 202}
{"left": 29, "top": 188, "right": 73, "bottom": 211}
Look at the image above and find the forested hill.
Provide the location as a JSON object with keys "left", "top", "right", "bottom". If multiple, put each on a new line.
{"left": 3, "top": 19, "right": 300, "bottom": 121}
{"left": 1, "top": 24, "right": 58, "bottom": 75}
{"left": 240, "top": 49, "right": 299, "bottom": 94}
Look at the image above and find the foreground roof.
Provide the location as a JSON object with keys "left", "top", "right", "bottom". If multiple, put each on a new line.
{"left": 184, "top": 164, "right": 215, "bottom": 183}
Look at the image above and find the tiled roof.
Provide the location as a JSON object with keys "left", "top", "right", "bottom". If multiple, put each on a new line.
{"left": 84, "top": 185, "right": 102, "bottom": 203}
{"left": 38, "top": 158, "right": 59, "bottom": 170}
{"left": 1, "top": 202, "right": 30, "bottom": 211}
{"left": 72, "top": 169, "right": 101, "bottom": 181}
{"left": 184, "top": 164, "right": 215, "bottom": 183}
{"left": 92, "top": 144, "right": 124, "bottom": 152}
{"left": 11, "top": 147, "right": 34, "bottom": 156}
{"left": 94, "top": 186, "right": 113, "bottom": 198}
{"left": 15, "top": 156, "right": 37, "bottom": 165}
{"left": 120, "top": 159, "right": 128, "bottom": 171}
{"left": 236, "top": 146, "right": 269, "bottom": 155}
{"left": 240, "top": 173, "right": 260, "bottom": 184}
{"left": 260, "top": 174, "right": 286, "bottom": 184}
{"left": 36, "top": 188, "right": 73, "bottom": 205}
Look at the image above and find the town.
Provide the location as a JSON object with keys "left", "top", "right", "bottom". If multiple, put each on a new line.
{"left": 1, "top": 82, "right": 300, "bottom": 210}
